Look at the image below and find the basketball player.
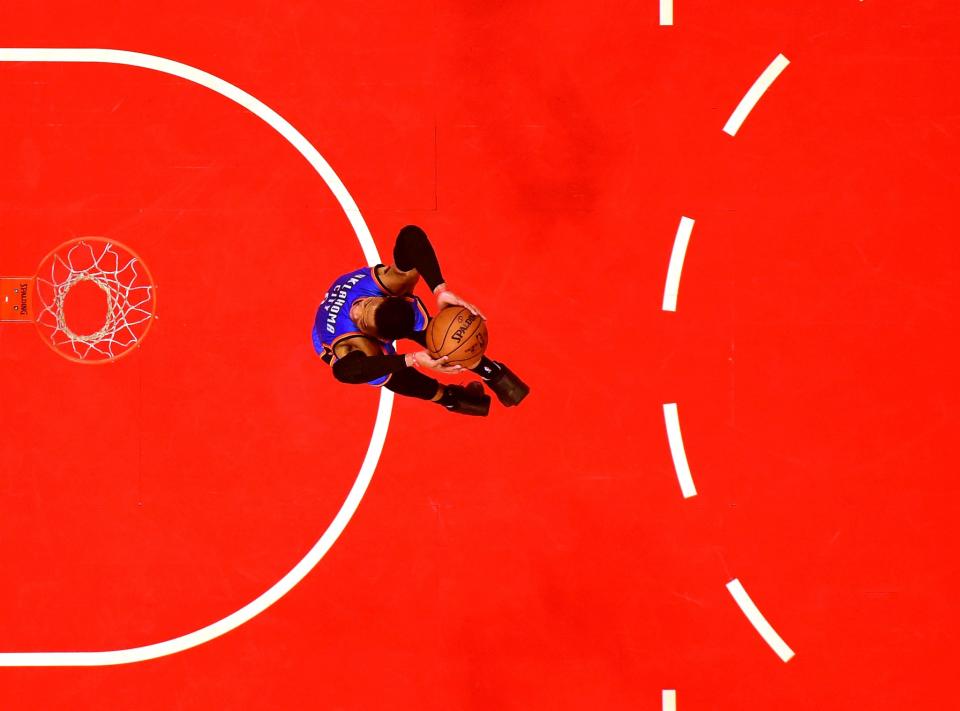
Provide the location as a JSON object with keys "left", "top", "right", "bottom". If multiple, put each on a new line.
{"left": 312, "top": 225, "right": 529, "bottom": 416}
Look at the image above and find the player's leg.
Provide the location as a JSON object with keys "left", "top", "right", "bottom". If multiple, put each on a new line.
{"left": 386, "top": 366, "right": 491, "bottom": 416}
{"left": 406, "top": 330, "right": 529, "bottom": 407}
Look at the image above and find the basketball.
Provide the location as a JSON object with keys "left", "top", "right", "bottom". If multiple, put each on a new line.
{"left": 426, "top": 306, "right": 488, "bottom": 368}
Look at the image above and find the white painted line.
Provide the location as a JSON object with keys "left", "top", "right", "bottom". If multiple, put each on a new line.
{"left": 723, "top": 53, "right": 790, "bottom": 136}
{"left": 726, "top": 578, "right": 796, "bottom": 662}
{"left": 0, "top": 48, "right": 391, "bottom": 666}
{"left": 662, "top": 216, "right": 694, "bottom": 311}
{"left": 662, "top": 689, "right": 677, "bottom": 711}
{"left": 663, "top": 403, "right": 697, "bottom": 498}
{"left": 660, "top": 0, "right": 673, "bottom": 25}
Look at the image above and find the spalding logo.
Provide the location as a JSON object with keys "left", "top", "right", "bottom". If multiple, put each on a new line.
{"left": 450, "top": 313, "right": 476, "bottom": 342}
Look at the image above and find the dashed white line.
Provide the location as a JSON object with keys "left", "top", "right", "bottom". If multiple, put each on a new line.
{"left": 723, "top": 53, "right": 790, "bottom": 136}
{"left": 726, "top": 578, "right": 796, "bottom": 662}
{"left": 660, "top": 0, "right": 673, "bottom": 25}
{"left": 662, "top": 689, "right": 677, "bottom": 710}
{"left": 662, "top": 216, "right": 694, "bottom": 312}
{"left": 663, "top": 403, "right": 697, "bottom": 498}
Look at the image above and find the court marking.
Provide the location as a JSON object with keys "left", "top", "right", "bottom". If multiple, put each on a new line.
{"left": 0, "top": 47, "right": 390, "bottom": 666}
{"left": 662, "top": 216, "right": 694, "bottom": 311}
{"left": 662, "top": 689, "right": 677, "bottom": 711}
{"left": 725, "top": 578, "right": 796, "bottom": 662}
{"left": 663, "top": 403, "right": 697, "bottom": 498}
{"left": 660, "top": 0, "right": 673, "bottom": 26}
{"left": 723, "top": 53, "right": 790, "bottom": 136}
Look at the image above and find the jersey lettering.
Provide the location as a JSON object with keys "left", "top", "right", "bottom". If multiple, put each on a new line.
{"left": 311, "top": 267, "right": 429, "bottom": 375}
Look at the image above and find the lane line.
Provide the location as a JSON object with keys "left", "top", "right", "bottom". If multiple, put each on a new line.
{"left": 660, "top": 0, "right": 673, "bottom": 25}
{"left": 663, "top": 403, "right": 697, "bottom": 498}
{"left": 723, "top": 53, "right": 790, "bottom": 136}
{"left": 726, "top": 578, "right": 796, "bottom": 662}
{"left": 662, "top": 689, "right": 677, "bottom": 711}
{"left": 0, "top": 47, "right": 391, "bottom": 667}
{"left": 662, "top": 216, "right": 694, "bottom": 312}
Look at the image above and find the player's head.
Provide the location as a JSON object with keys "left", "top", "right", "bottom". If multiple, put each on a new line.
{"left": 374, "top": 297, "right": 415, "bottom": 340}
{"left": 353, "top": 296, "right": 414, "bottom": 340}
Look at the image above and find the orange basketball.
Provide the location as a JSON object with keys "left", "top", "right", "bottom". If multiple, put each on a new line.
{"left": 426, "top": 306, "right": 488, "bottom": 368}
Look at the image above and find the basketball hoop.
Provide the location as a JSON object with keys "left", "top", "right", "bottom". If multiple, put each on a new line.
{"left": 1, "top": 237, "right": 157, "bottom": 364}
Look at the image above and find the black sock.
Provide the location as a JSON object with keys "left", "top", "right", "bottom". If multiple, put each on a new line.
{"left": 471, "top": 357, "right": 502, "bottom": 381}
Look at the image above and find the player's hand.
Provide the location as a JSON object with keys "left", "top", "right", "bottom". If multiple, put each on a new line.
{"left": 407, "top": 351, "right": 464, "bottom": 374}
{"left": 435, "top": 285, "right": 487, "bottom": 319}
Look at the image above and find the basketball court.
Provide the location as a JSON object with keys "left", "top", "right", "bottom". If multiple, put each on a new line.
{"left": 0, "top": 1, "right": 957, "bottom": 708}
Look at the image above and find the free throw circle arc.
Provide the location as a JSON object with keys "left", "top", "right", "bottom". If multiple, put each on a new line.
{"left": 0, "top": 47, "right": 392, "bottom": 667}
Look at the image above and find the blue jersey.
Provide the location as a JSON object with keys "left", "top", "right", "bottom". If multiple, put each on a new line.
{"left": 312, "top": 266, "right": 429, "bottom": 386}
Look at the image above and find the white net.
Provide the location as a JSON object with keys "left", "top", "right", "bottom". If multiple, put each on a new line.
{"left": 34, "top": 238, "right": 157, "bottom": 363}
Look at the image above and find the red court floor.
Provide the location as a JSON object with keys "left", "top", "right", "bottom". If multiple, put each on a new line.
{"left": 0, "top": 1, "right": 958, "bottom": 709}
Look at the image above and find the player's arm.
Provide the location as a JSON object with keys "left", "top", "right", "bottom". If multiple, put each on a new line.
{"left": 373, "top": 265, "right": 420, "bottom": 296}
{"left": 331, "top": 337, "right": 404, "bottom": 384}
{"left": 331, "top": 337, "right": 459, "bottom": 384}
{"left": 387, "top": 224, "right": 443, "bottom": 293}
{"left": 388, "top": 224, "right": 486, "bottom": 318}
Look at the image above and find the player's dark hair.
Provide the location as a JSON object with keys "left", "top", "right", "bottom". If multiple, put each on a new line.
{"left": 374, "top": 297, "right": 415, "bottom": 341}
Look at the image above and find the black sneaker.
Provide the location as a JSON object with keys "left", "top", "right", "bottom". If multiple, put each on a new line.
{"left": 485, "top": 363, "right": 529, "bottom": 407}
{"left": 438, "top": 382, "right": 490, "bottom": 416}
